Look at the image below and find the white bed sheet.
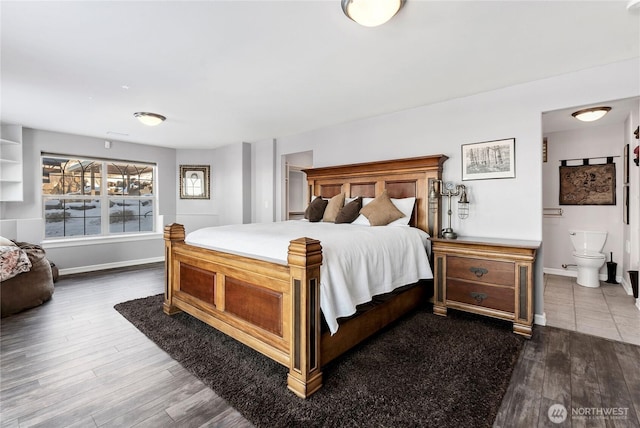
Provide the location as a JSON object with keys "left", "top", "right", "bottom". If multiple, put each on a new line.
{"left": 186, "top": 221, "right": 432, "bottom": 334}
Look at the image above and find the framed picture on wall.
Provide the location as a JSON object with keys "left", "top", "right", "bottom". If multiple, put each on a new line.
{"left": 179, "top": 165, "right": 210, "bottom": 199}
{"left": 461, "top": 138, "right": 516, "bottom": 180}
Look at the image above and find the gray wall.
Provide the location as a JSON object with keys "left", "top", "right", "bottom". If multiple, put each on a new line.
{"left": 250, "top": 58, "right": 640, "bottom": 324}
{"left": 176, "top": 142, "right": 252, "bottom": 234}
{"left": 0, "top": 128, "right": 176, "bottom": 271}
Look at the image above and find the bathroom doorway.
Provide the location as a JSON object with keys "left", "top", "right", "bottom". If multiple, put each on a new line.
{"left": 541, "top": 96, "right": 640, "bottom": 345}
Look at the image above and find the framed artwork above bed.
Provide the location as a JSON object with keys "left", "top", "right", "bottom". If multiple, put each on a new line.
{"left": 461, "top": 138, "right": 516, "bottom": 181}
{"left": 179, "top": 165, "right": 210, "bottom": 199}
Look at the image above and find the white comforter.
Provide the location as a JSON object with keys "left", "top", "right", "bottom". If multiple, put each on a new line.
{"left": 186, "top": 221, "right": 432, "bottom": 334}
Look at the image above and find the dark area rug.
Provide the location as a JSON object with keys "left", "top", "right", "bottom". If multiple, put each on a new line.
{"left": 115, "top": 294, "right": 524, "bottom": 427}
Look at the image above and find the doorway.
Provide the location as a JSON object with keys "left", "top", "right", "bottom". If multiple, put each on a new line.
{"left": 283, "top": 151, "right": 313, "bottom": 221}
{"left": 541, "top": 96, "right": 640, "bottom": 345}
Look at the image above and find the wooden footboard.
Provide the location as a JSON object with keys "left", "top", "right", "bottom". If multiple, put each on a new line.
{"left": 164, "top": 223, "right": 323, "bottom": 398}
{"left": 163, "top": 154, "right": 447, "bottom": 398}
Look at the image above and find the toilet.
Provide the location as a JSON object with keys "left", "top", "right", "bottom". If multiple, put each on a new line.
{"left": 569, "top": 230, "right": 607, "bottom": 288}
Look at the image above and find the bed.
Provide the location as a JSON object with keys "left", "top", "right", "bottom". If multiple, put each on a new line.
{"left": 163, "top": 154, "right": 447, "bottom": 398}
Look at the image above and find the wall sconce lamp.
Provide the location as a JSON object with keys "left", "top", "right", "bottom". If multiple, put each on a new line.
{"left": 429, "top": 180, "right": 469, "bottom": 239}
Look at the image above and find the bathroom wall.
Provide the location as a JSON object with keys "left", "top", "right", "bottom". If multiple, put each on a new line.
{"left": 543, "top": 123, "right": 625, "bottom": 280}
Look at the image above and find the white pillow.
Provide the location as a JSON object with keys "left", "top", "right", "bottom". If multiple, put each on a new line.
{"left": 388, "top": 197, "right": 416, "bottom": 226}
{"left": 352, "top": 196, "right": 416, "bottom": 226}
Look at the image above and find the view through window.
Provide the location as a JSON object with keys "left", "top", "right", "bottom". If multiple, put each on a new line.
{"left": 42, "top": 156, "right": 156, "bottom": 238}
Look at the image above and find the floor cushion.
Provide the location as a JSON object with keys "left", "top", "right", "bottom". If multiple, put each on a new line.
{"left": 1, "top": 242, "right": 54, "bottom": 317}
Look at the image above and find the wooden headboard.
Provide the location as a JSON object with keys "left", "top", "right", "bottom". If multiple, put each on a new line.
{"left": 303, "top": 155, "right": 448, "bottom": 236}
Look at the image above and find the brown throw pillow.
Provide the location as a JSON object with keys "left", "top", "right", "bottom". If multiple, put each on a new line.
{"left": 322, "top": 193, "right": 345, "bottom": 223}
{"left": 359, "top": 190, "right": 404, "bottom": 226}
{"left": 336, "top": 197, "right": 363, "bottom": 224}
{"left": 304, "top": 197, "right": 328, "bottom": 222}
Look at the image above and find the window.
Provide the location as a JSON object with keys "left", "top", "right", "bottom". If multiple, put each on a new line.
{"left": 42, "top": 155, "right": 156, "bottom": 239}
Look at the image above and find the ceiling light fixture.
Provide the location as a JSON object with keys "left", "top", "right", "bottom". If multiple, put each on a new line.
{"left": 341, "top": 0, "right": 405, "bottom": 27}
{"left": 571, "top": 107, "right": 611, "bottom": 122}
{"left": 628, "top": 0, "right": 640, "bottom": 13}
{"left": 134, "top": 112, "right": 166, "bottom": 126}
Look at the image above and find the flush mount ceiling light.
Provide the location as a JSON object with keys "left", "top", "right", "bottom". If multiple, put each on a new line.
{"left": 571, "top": 107, "right": 611, "bottom": 122}
{"left": 628, "top": 0, "right": 640, "bottom": 13}
{"left": 134, "top": 112, "right": 166, "bottom": 126}
{"left": 341, "top": 0, "right": 405, "bottom": 27}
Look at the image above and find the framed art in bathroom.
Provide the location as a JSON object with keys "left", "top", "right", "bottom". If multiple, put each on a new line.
{"left": 462, "top": 138, "right": 515, "bottom": 181}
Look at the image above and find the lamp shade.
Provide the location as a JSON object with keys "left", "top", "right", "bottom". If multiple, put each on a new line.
{"left": 341, "top": 0, "right": 404, "bottom": 27}
{"left": 134, "top": 112, "right": 166, "bottom": 126}
{"left": 571, "top": 107, "right": 611, "bottom": 122}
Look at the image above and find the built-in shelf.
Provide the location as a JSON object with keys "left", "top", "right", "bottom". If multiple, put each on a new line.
{"left": 0, "top": 124, "right": 23, "bottom": 201}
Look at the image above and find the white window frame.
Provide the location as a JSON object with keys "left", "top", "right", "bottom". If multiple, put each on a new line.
{"left": 41, "top": 154, "right": 158, "bottom": 241}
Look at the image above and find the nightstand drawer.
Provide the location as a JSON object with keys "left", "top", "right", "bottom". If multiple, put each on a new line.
{"left": 447, "top": 256, "right": 514, "bottom": 286}
{"left": 447, "top": 279, "right": 515, "bottom": 313}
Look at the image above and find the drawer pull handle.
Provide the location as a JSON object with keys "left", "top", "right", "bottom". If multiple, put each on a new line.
{"left": 470, "top": 292, "right": 488, "bottom": 304}
{"left": 469, "top": 267, "right": 488, "bottom": 278}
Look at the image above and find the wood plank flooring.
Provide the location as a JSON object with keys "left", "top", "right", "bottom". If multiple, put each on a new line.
{"left": 0, "top": 264, "right": 251, "bottom": 428}
{"left": 1, "top": 264, "right": 639, "bottom": 427}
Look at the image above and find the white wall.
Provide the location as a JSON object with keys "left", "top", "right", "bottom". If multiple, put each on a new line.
{"left": 252, "top": 139, "right": 276, "bottom": 223}
{"left": 251, "top": 58, "right": 640, "bottom": 322}
{"left": 176, "top": 142, "right": 251, "bottom": 234}
{"left": 542, "top": 123, "right": 626, "bottom": 280}
{"left": 0, "top": 128, "right": 176, "bottom": 271}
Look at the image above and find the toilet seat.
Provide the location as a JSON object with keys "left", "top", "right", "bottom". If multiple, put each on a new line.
{"left": 572, "top": 250, "right": 605, "bottom": 260}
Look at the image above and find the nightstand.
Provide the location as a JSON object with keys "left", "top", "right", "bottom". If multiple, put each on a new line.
{"left": 431, "top": 236, "right": 540, "bottom": 338}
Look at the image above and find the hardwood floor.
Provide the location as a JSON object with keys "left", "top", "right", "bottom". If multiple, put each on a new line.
{"left": 0, "top": 264, "right": 251, "bottom": 428}
{"left": 1, "top": 264, "right": 639, "bottom": 427}
{"left": 494, "top": 326, "right": 640, "bottom": 428}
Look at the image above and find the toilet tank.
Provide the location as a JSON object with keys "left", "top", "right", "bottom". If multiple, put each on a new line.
{"left": 569, "top": 230, "right": 607, "bottom": 253}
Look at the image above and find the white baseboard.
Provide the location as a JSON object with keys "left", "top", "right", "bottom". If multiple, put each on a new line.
{"left": 59, "top": 257, "right": 164, "bottom": 276}
{"left": 534, "top": 312, "right": 546, "bottom": 326}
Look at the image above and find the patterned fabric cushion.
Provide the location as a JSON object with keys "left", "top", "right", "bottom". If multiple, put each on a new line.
{"left": 0, "top": 246, "right": 32, "bottom": 282}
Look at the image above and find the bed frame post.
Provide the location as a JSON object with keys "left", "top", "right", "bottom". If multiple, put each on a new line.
{"left": 163, "top": 223, "right": 185, "bottom": 315}
{"left": 286, "top": 237, "right": 323, "bottom": 399}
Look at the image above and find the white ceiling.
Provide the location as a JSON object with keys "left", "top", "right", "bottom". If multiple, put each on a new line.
{"left": 1, "top": 1, "right": 639, "bottom": 149}
{"left": 543, "top": 97, "right": 640, "bottom": 134}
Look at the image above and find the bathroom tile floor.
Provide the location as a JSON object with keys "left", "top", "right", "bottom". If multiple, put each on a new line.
{"left": 544, "top": 274, "right": 640, "bottom": 345}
